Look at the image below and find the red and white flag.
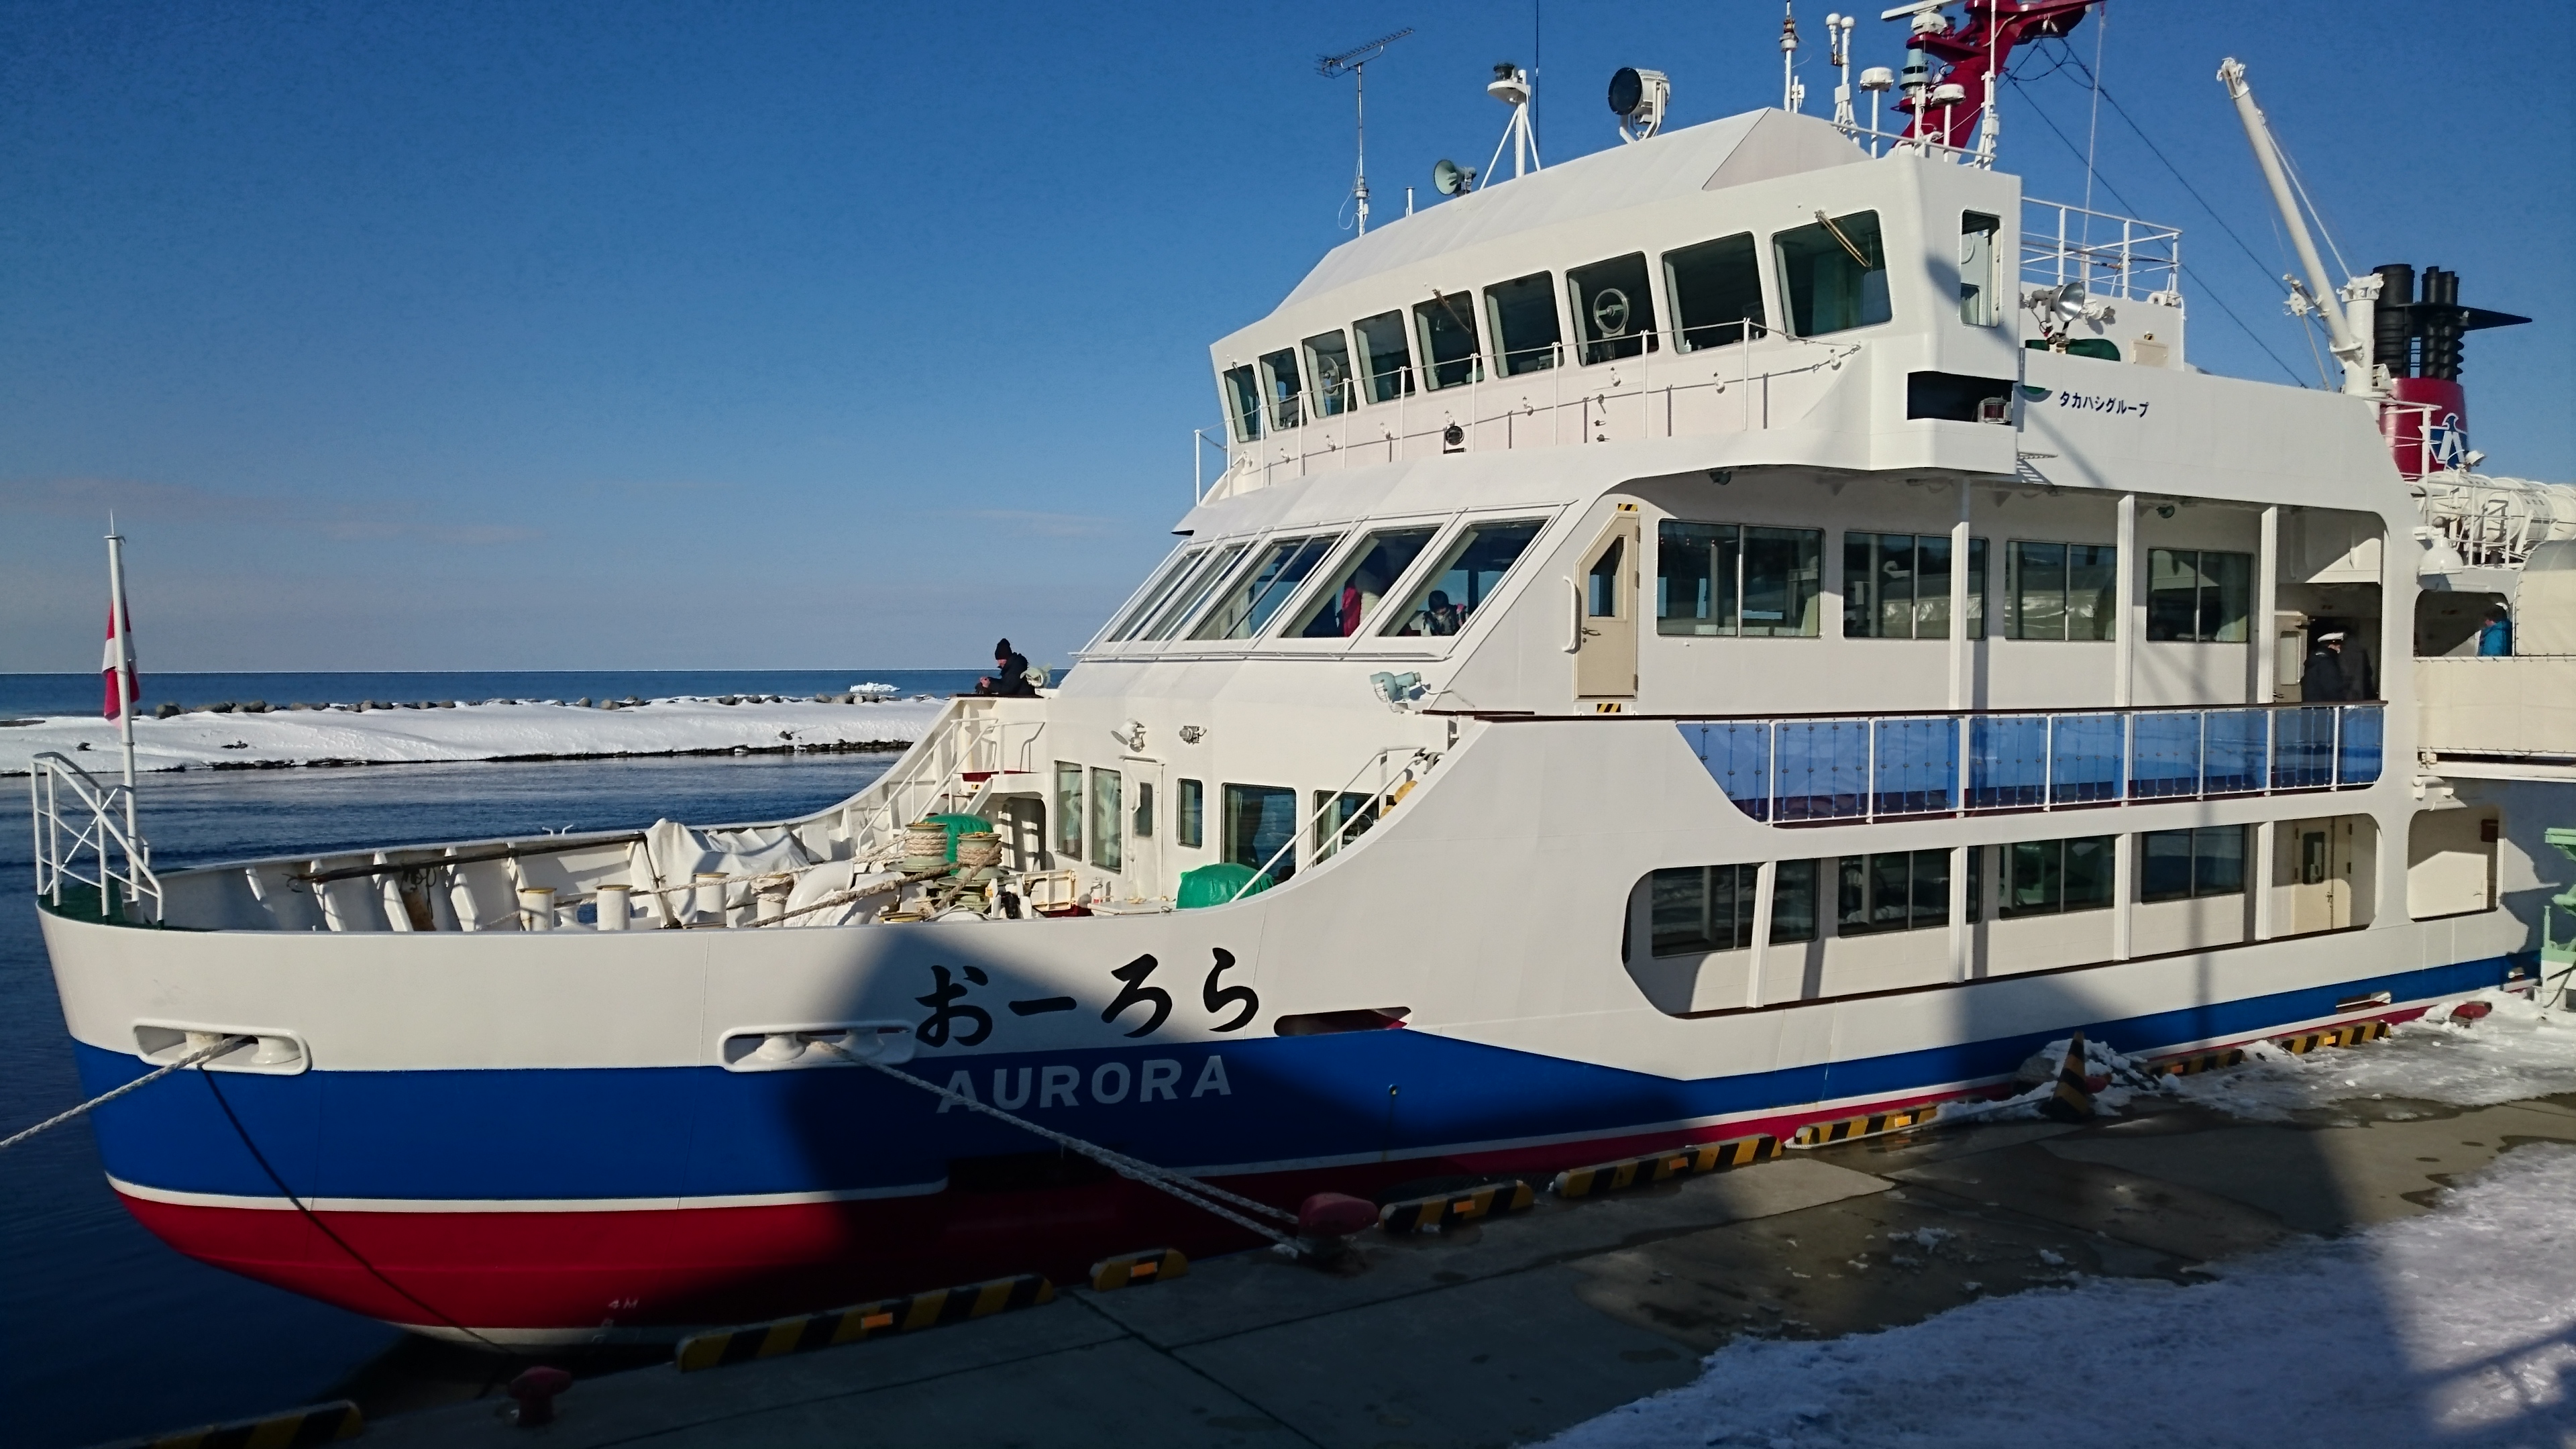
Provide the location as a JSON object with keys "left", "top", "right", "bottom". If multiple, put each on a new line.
{"left": 103, "top": 599, "right": 139, "bottom": 720}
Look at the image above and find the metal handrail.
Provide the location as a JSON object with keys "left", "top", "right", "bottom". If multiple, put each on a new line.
{"left": 1228, "top": 746, "right": 1437, "bottom": 903}
{"left": 29, "top": 751, "right": 162, "bottom": 921}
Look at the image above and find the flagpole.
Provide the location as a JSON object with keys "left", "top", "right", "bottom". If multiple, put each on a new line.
{"left": 105, "top": 523, "right": 140, "bottom": 862}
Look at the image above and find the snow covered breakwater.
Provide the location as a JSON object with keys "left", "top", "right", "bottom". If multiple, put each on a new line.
{"left": 0, "top": 694, "right": 947, "bottom": 775}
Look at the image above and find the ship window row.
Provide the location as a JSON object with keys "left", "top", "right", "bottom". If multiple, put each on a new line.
{"left": 1050, "top": 770, "right": 1382, "bottom": 888}
{"left": 1647, "top": 828, "right": 2244, "bottom": 957}
{"left": 1222, "top": 207, "right": 1957, "bottom": 443}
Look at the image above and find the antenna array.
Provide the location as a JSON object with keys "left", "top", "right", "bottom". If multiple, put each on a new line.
{"left": 1318, "top": 28, "right": 1414, "bottom": 235}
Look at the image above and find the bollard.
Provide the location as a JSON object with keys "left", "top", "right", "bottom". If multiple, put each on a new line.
{"left": 756, "top": 881, "right": 790, "bottom": 924}
{"left": 508, "top": 1365, "right": 572, "bottom": 1427}
{"left": 595, "top": 885, "right": 631, "bottom": 931}
{"left": 694, "top": 873, "right": 728, "bottom": 926}
{"left": 517, "top": 887, "right": 555, "bottom": 932}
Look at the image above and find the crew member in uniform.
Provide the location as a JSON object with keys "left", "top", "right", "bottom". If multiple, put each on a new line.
{"left": 2300, "top": 629, "right": 2375, "bottom": 700}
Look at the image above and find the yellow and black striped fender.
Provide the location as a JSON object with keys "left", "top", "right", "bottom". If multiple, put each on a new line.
{"left": 121, "top": 1399, "right": 361, "bottom": 1449}
{"left": 674, "top": 1273, "right": 1054, "bottom": 1373}
{"left": 2154, "top": 1046, "right": 2248, "bottom": 1077}
{"left": 1551, "top": 1134, "right": 1782, "bottom": 1197}
{"left": 1379, "top": 1179, "right": 1536, "bottom": 1234}
{"left": 1089, "top": 1248, "right": 1189, "bottom": 1291}
{"left": 2275, "top": 1020, "right": 2390, "bottom": 1055}
{"left": 1789, "top": 1103, "right": 1939, "bottom": 1148}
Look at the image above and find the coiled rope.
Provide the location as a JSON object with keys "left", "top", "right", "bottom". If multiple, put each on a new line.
{"left": 0, "top": 1034, "right": 252, "bottom": 1155}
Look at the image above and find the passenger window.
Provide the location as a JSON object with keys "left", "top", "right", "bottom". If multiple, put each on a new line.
{"left": 1484, "top": 272, "right": 1562, "bottom": 375}
{"left": 1380, "top": 518, "right": 1548, "bottom": 637}
{"left": 1089, "top": 768, "right": 1124, "bottom": 872}
{"left": 1107, "top": 546, "right": 1207, "bottom": 642}
{"left": 1843, "top": 533, "right": 1988, "bottom": 639}
{"left": 1774, "top": 211, "right": 1891, "bottom": 336}
{"left": 1353, "top": 310, "right": 1415, "bottom": 403}
{"left": 1656, "top": 522, "right": 1741, "bottom": 635}
{"left": 1648, "top": 860, "right": 1819, "bottom": 955}
{"left": 1664, "top": 233, "right": 1766, "bottom": 351}
{"left": 2000, "top": 836, "right": 2114, "bottom": 917}
{"left": 1960, "top": 212, "right": 2001, "bottom": 326}
{"left": 1293, "top": 525, "right": 1440, "bottom": 638}
{"left": 1177, "top": 779, "right": 1204, "bottom": 849}
{"left": 1836, "top": 849, "right": 1949, "bottom": 934}
{"left": 2006, "top": 541, "right": 2117, "bottom": 640}
{"left": 1412, "top": 293, "right": 1484, "bottom": 390}
{"left": 1223, "top": 784, "right": 1297, "bottom": 883}
{"left": 1193, "top": 533, "right": 1344, "bottom": 641}
{"left": 1258, "top": 348, "right": 1304, "bottom": 431}
{"left": 2141, "top": 826, "right": 2247, "bottom": 902}
{"left": 1140, "top": 541, "right": 1252, "bottom": 641}
{"left": 1053, "top": 763, "right": 1083, "bottom": 860}
{"left": 2146, "top": 549, "right": 2253, "bottom": 642}
{"left": 1741, "top": 527, "right": 1823, "bottom": 637}
{"left": 1222, "top": 364, "right": 1263, "bottom": 441}
{"left": 1303, "top": 330, "right": 1356, "bottom": 416}
{"left": 1567, "top": 254, "right": 1659, "bottom": 364}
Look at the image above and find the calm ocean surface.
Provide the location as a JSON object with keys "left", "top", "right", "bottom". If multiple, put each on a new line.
{"left": 0, "top": 746, "right": 904, "bottom": 1445}
{"left": 1, "top": 669, "right": 987, "bottom": 717}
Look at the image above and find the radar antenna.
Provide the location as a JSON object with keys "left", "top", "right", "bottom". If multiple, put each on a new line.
{"left": 1319, "top": 28, "right": 1414, "bottom": 235}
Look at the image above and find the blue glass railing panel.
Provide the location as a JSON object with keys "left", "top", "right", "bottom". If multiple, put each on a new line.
{"left": 2129, "top": 711, "right": 2203, "bottom": 800}
{"left": 2049, "top": 713, "right": 2125, "bottom": 803}
{"left": 1687, "top": 720, "right": 1776, "bottom": 821}
{"left": 1774, "top": 718, "right": 1870, "bottom": 821}
{"left": 1871, "top": 716, "right": 1960, "bottom": 815}
{"left": 2271, "top": 706, "right": 2336, "bottom": 789}
{"left": 2202, "top": 709, "right": 2267, "bottom": 793}
{"left": 1969, "top": 714, "right": 2049, "bottom": 810}
{"left": 2337, "top": 704, "right": 2383, "bottom": 786}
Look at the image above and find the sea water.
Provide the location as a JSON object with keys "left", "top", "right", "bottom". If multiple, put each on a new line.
{"left": 0, "top": 669, "right": 988, "bottom": 718}
{"left": 0, "top": 750, "right": 902, "bottom": 1446}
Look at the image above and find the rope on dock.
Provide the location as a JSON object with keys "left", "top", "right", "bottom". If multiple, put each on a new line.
{"left": 841, "top": 1051, "right": 1306, "bottom": 1250}
{"left": 0, "top": 1034, "right": 251, "bottom": 1155}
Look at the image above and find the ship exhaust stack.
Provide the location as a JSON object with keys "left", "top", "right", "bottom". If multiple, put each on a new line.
{"left": 2369, "top": 262, "right": 2528, "bottom": 479}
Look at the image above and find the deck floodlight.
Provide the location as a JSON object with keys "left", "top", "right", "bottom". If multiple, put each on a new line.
{"left": 1608, "top": 66, "right": 1669, "bottom": 144}
{"left": 1434, "top": 158, "right": 1477, "bottom": 196}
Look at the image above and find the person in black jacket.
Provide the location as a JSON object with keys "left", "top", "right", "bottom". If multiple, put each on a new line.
{"left": 2300, "top": 631, "right": 2374, "bottom": 700}
{"left": 978, "top": 639, "right": 1037, "bottom": 698}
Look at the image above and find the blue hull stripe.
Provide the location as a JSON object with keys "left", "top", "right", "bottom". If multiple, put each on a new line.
{"left": 80, "top": 955, "right": 2516, "bottom": 1204}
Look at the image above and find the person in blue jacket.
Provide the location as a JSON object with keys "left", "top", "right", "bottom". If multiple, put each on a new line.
{"left": 2477, "top": 604, "right": 2513, "bottom": 657}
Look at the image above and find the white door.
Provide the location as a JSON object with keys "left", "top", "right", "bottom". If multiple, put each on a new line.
{"left": 1574, "top": 506, "right": 1641, "bottom": 700}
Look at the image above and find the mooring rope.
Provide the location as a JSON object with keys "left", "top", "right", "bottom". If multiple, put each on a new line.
{"left": 836, "top": 1049, "right": 1305, "bottom": 1250}
{"left": 0, "top": 1034, "right": 252, "bottom": 1155}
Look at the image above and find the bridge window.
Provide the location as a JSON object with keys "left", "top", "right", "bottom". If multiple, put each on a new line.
{"left": 1648, "top": 861, "right": 1819, "bottom": 955}
{"left": 1567, "top": 253, "right": 1659, "bottom": 364}
{"left": 1193, "top": 533, "right": 1344, "bottom": 641}
{"left": 1106, "top": 546, "right": 1208, "bottom": 642}
{"left": 1412, "top": 292, "right": 1485, "bottom": 390}
{"left": 1223, "top": 784, "right": 1297, "bottom": 883}
{"left": 1664, "top": 232, "right": 1766, "bottom": 351}
{"left": 1302, "top": 329, "right": 1356, "bottom": 416}
{"left": 1484, "top": 271, "right": 1562, "bottom": 374}
{"left": 1381, "top": 518, "right": 1547, "bottom": 637}
{"left": 2000, "top": 835, "right": 2114, "bottom": 918}
{"left": 1657, "top": 523, "right": 1823, "bottom": 637}
{"left": 1258, "top": 348, "right": 1304, "bottom": 431}
{"left": 2006, "top": 541, "right": 2117, "bottom": 640}
{"left": 1139, "top": 541, "right": 1252, "bottom": 641}
{"left": 1295, "top": 525, "right": 1440, "bottom": 638}
{"left": 1837, "top": 849, "right": 1949, "bottom": 934}
{"left": 1222, "top": 365, "right": 1262, "bottom": 442}
{"left": 2146, "top": 548, "right": 2253, "bottom": 642}
{"left": 1354, "top": 310, "right": 1415, "bottom": 403}
{"left": 1960, "top": 213, "right": 2001, "bottom": 326}
{"left": 2140, "top": 826, "right": 2247, "bottom": 902}
{"left": 1776, "top": 210, "right": 1890, "bottom": 336}
{"left": 1844, "top": 533, "right": 1988, "bottom": 639}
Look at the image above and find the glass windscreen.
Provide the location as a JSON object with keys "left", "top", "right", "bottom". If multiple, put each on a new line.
{"left": 1105, "top": 545, "right": 1208, "bottom": 642}
{"left": 1140, "top": 541, "right": 1252, "bottom": 641}
{"left": 1775, "top": 211, "right": 1890, "bottom": 336}
{"left": 1222, "top": 364, "right": 1262, "bottom": 441}
{"left": 1294, "top": 526, "right": 1440, "bottom": 638}
{"left": 1484, "top": 272, "right": 1561, "bottom": 375}
{"left": 1258, "top": 347, "right": 1303, "bottom": 432}
{"left": 1193, "top": 533, "right": 1343, "bottom": 641}
{"left": 1381, "top": 519, "right": 1547, "bottom": 637}
{"left": 1354, "top": 310, "right": 1414, "bottom": 403}
{"left": 1412, "top": 292, "right": 1483, "bottom": 390}
{"left": 1566, "top": 253, "right": 1658, "bottom": 364}
{"left": 1665, "top": 233, "right": 1765, "bottom": 351}
{"left": 1303, "top": 329, "right": 1354, "bottom": 417}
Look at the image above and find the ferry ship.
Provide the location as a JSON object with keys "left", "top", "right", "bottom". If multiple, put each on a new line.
{"left": 33, "top": 3, "right": 2576, "bottom": 1344}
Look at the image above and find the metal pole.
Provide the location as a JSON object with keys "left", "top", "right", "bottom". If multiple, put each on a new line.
{"left": 105, "top": 528, "right": 140, "bottom": 884}
{"left": 2255, "top": 505, "right": 2280, "bottom": 704}
{"left": 2113, "top": 494, "right": 2136, "bottom": 706}
{"left": 2216, "top": 58, "right": 2362, "bottom": 387}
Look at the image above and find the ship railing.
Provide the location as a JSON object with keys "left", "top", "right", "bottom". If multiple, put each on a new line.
{"left": 1208, "top": 323, "right": 1864, "bottom": 502}
{"left": 1666, "top": 701, "right": 2383, "bottom": 826}
{"left": 29, "top": 751, "right": 162, "bottom": 922}
{"left": 837, "top": 700, "right": 1042, "bottom": 863}
{"left": 2020, "top": 199, "right": 2182, "bottom": 304}
{"left": 1229, "top": 745, "right": 1440, "bottom": 902}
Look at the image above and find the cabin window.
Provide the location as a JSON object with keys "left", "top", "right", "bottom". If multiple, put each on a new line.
{"left": 1106, "top": 545, "right": 1208, "bottom": 642}
{"left": 1258, "top": 348, "right": 1304, "bottom": 432}
{"left": 2146, "top": 548, "right": 2253, "bottom": 642}
{"left": 1313, "top": 790, "right": 1378, "bottom": 861}
{"left": 1837, "top": 849, "right": 1950, "bottom": 934}
{"left": 1089, "top": 768, "right": 1124, "bottom": 872}
{"left": 1960, "top": 213, "right": 2002, "bottom": 326}
{"left": 1140, "top": 541, "right": 1252, "bottom": 640}
{"left": 1567, "top": 252, "right": 1659, "bottom": 364}
{"left": 1293, "top": 525, "right": 1440, "bottom": 638}
{"left": 1588, "top": 536, "right": 1623, "bottom": 618}
{"left": 1664, "top": 233, "right": 1766, "bottom": 351}
{"left": 1133, "top": 782, "right": 1155, "bottom": 840}
{"left": 1999, "top": 836, "right": 2114, "bottom": 918}
{"left": 1843, "top": 533, "right": 1988, "bottom": 639}
{"left": 1484, "top": 271, "right": 1562, "bottom": 374}
{"left": 1656, "top": 523, "right": 1821, "bottom": 637}
{"left": 1222, "top": 364, "right": 1263, "bottom": 442}
{"left": 1053, "top": 763, "right": 1083, "bottom": 859}
{"left": 1303, "top": 329, "right": 1356, "bottom": 416}
{"left": 1177, "top": 779, "right": 1204, "bottom": 848}
{"left": 1354, "top": 310, "right": 1415, "bottom": 403}
{"left": 2141, "top": 826, "right": 2246, "bottom": 902}
{"left": 2006, "top": 541, "right": 2117, "bottom": 641}
{"left": 1648, "top": 860, "right": 1819, "bottom": 956}
{"left": 1193, "top": 533, "right": 1344, "bottom": 641}
{"left": 1776, "top": 211, "right": 1891, "bottom": 336}
{"left": 1223, "top": 784, "right": 1297, "bottom": 883}
{"left": 1380, "top": 518, "right": 1548, "bottom": 637}
{"left": 1412, "top": 292, "right": 1484, "bottom": 390}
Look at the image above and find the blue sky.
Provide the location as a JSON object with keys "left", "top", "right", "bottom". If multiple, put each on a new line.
{"left": 3, "top": 0, "right": 2567, "bottom": 672}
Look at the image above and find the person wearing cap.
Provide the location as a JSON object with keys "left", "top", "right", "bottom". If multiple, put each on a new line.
{"left": 2300, "top": 629, "right": 2374, "bottom": 701}
{"left": 977, "top": 639, "right": 1037, "bottom": 698}
{"left": 2477, "top": 603, "right": 2513, "bottom": 657}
